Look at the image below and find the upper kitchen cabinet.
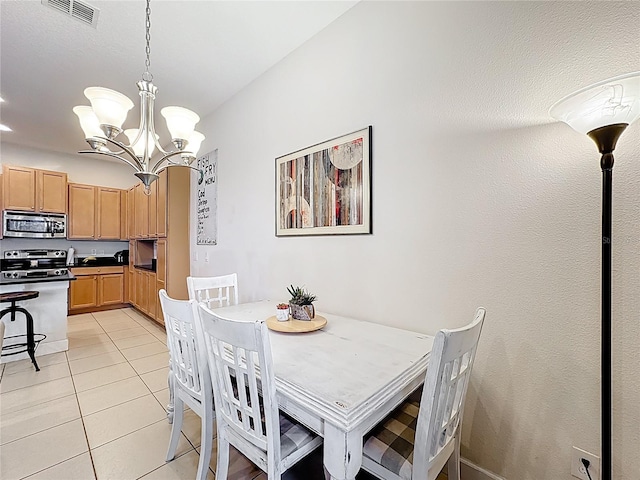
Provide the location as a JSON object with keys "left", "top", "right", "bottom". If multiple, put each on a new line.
{"left": 120, "top": 190, "right": 128, "bottom": 241}
{"left": 133, "top": 182, "right": 150, "bottom": 238}
{"left": 2, "top": 165, "right": 67, "bottom": 213}
{"left": 68, "top": 183, "right": 95, "bottom": 239}
{"left": 68, "top": 183, "right": 121, "bottom": 240}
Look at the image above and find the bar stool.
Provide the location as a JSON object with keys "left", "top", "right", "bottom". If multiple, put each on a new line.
{"left": 0, "top": 291, "right": 45, "bottom": 371}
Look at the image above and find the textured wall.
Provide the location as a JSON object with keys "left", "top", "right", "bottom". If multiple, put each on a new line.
{"left": 190, "top": 2, "right": 640, "bottom": 478}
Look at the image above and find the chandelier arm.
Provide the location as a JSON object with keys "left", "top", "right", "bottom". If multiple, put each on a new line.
{"left": 155, "top": 163, "right": 200, "bottom": 174}
{"left": 151, "top": 150, "right": 186, "bottom": 173}
{"left": 102, "top": 137, "right": 145, "bottom": 170}
{"left": 78, "top": 150, "right": 145, "bottom": 173}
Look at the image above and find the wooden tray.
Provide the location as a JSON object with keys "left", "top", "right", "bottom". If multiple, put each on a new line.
{"left": 266, "top": 315, "right": 327, "bottom": 333}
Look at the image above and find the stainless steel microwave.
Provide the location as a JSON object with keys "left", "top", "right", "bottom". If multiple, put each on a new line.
{"left": 3, "top": 211, "right": 67, "bottom": 238}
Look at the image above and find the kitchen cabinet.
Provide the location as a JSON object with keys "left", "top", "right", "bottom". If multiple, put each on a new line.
{"left": 68, "top": 183, "right": 121, "bottom": 240}
{"left": 69, "top": 274, "right": 98, "bottom": 310}
{"left": 134, "top": 183, "right": 149, "bottom": 238}
{"left": 128, "top": 240, "right": 135, "bottom": 302}
{"left": 120, "top": 190, "right": 128, "bottom": 241}
{"left": 133, "top": 269, "right": 157, "bottom": 317}
{"left": 96, "top": 187, "right": 121, "bottom": 239}
{"left": 156, "top": 170, "right": 167, "bottom": 237}
{"left": 123, "top": 266, "right": 129, "bottom": 304}
{"left": 127, "top": 168, "right": 190, "bottom": 324}
{"left": 68, "top": 184, "right": 96, "bottom": 239}
{"left": 2, "top": 165, "right": 67, "bottom": 213}
{"left": 69, "top": 266, "right": 126, "bottom": 312}
{"left": 158, "top": 168, "right": 190, "bottom": 302}
{"left": 127, "top": 186, "right": 135, "bottom": 239}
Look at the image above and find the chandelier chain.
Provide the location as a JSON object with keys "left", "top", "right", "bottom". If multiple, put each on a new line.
{"left": 143, "top": 0, "right": 152, "bottom": 81}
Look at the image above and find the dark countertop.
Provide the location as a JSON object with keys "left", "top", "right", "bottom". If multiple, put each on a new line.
{"left": 0, "top": 272, "right": 76, "bottom": 286}
{"left": 72, "top": 257, "right": 127, "bottom": 268}
{"left": 133, "top": 264, "right": 156, "bottom": 272}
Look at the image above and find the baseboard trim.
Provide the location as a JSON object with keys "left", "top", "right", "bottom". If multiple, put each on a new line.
{"left": 461, "top": 457, "right": 506, "bottom": 480}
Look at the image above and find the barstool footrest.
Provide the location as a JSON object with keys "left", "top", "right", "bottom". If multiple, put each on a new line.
{"left": 1, "top": 334, "right": 47, "bottom": 356}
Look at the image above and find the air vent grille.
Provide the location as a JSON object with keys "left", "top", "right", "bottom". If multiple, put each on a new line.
{"left": 72, "top": 1, "right": 95, "bottom": 24}
{"left": 41, "top": 0, "right": 100, "bottom": 28}
{"left": 48, "top": 0, "right": 71, "bottom": 14}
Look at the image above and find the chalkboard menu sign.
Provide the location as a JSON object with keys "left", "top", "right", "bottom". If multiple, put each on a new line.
{"left": 196, "top": 149, "right": 218, "bottom": 245}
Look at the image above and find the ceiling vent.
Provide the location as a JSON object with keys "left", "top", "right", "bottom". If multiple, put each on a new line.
{"left": 41, "top": 0, "right": 100, "bottom": 28}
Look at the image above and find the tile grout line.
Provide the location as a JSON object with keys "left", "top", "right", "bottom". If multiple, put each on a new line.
{"left": 1, "top": 309, "right": 175, "bottom": 480}
{"left": 79, "top": 310, "right": 184, "bottom": 480}
{"left": 69, "top": 317, "right": 100, "bottom": 480}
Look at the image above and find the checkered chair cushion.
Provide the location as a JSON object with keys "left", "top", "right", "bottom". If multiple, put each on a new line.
{"left": 279, "top": 413, "right": 318, "bottom": 457}
{"left": 231, "top": 377, "right": 317, "bottom": 457}
{"left": 363, "top": 388, "right": 423, "bottom": 480}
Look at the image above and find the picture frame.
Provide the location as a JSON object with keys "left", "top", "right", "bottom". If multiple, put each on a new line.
{"left": 276, "top": 126, "right": 372, "bottom": 236}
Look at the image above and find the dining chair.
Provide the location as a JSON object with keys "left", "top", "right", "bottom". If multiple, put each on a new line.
{"left": 361, "top": 307, "right": 486, "bottom": 480}
{"left": 158, "top": 289, "right": 214, "bottom": 480}
{"left": 194, "top": 303, "right": 323, "bottom": 480}
{"left": 187, "top": 273, "right": 239, "bottom": 308}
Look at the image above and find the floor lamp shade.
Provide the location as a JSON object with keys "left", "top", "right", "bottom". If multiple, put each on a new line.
{"left": 550, "top": 72, "right": 640, "bottom": 134}
{"left": 550, "top": 72, "right": 640, "bottom": 480}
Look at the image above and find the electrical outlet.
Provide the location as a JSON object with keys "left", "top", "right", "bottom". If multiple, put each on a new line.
{"left": 91, "top": 249, "right": 97, "bottom": 255}
{"left": 572, "top": 447, "right": 600, "bottom": 480}
{"left": 204, "top": 251, "right": 209, "bottom": 263}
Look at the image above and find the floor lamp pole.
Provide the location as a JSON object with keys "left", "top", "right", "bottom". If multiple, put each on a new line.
{"left": 550, "top": 71, "right": 640, "bottom": 480}
{"left": 601, "top": 159, "right": 612, "bottom": 480}
{"left": 588, "top": 123, "right": 626, "bottom": 480}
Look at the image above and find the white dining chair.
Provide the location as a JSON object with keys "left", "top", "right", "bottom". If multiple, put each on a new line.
{"left": 194, "top": 303, "right": 323, "bottom": 480}
{"left": 158, "top": 290, "right": 214, "bottom": 480}
{"left": 361, "top": 307, "right": 486, "bottom": 480}
{"left": 187, "top": 273, "right": 239, "bottom": 308}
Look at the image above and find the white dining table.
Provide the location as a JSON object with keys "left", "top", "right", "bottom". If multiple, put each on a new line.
{"left": 210, "top": 301, "right": 434, "bottom": 480}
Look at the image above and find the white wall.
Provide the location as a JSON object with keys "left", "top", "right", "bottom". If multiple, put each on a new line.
{"left": 191, "top": 2, "right": 640, "bottom": 479}
{"left": 0, "top": 142, "right": 136, "bottom": 188}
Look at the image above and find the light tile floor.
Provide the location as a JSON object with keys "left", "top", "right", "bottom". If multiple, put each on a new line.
{"left": 0, "top": 307, "right": 446, "bottom": 480}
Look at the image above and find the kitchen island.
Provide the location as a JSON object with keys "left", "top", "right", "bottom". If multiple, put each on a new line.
{"left": 0, "top": 274, "right": 75, "bottom": 364}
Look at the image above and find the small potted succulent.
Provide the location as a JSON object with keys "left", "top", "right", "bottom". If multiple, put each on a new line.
{"left": 287, "top": 285, "right": 317, "bottom": 321}
{"left": 276, "top": 303, "right": 290, "bottom": 321}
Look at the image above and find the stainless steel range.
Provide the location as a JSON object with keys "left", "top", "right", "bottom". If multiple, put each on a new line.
{"left": 1, "top": 249, "right": 69, "bottom": 279}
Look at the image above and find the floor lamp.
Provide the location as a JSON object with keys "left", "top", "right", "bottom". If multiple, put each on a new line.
{"left": 550, "top": 72, "right": 640, "bottom": 480}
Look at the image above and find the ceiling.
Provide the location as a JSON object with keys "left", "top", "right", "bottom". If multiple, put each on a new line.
{"left": 0, "top": 0, "right": 357, "bottom": 156}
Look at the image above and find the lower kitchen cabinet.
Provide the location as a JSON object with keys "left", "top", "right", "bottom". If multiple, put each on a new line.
{"left": 69, "top": 266, "right": 126, "bottom": 312}
{"left": 132, "top": 268, "right": 157, "bottom": 318}
{"left": 69, "top": 274, "right": 98, "bottom": 310}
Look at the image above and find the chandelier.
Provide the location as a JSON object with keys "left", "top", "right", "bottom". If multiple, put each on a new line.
{"left": 73, "top": 0, "right": 204, "bottom": 191}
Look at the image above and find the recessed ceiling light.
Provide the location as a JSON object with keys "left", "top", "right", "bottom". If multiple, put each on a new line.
{"left": 0, "top": 124, "right": 12, "bottom": 132}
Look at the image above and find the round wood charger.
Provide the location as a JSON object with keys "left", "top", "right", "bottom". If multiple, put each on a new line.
{"left": 266, "top": 315, "right": 327, "bottom": 333}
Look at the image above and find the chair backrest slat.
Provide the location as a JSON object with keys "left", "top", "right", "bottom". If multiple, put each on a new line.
{"left": 194, "top": 304, "right": 279, "bottom": 457}
{"left": 159, "top": 290, "right": 210, "bottom": 405}
{"left": 187, "top": 274, "right": 239, "bottom": 308}
{"left": 413, "top": 307, "right": 485, "bottom": 476}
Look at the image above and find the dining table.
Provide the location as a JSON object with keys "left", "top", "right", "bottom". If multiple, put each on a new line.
{"left": 208, "top": 300, "right": 435, "bottom": 480}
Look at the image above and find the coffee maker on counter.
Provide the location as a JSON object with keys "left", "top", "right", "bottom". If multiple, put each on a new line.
{"left": 114, "top": 250, "right": 129, "bottom": 264}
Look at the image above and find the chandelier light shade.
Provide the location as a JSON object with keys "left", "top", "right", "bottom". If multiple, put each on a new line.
{"left": 72, "top": 106, "right": 103, "bottom": 141}
{"left": 161, "top": 106, "right": 200, "bottom": 144}
{"left": 84, "top": 87, "right": 134, "bottom": 131}
{"left": 124, "top": 129, "right": 159, "bottom": 157}
{"left": 550, "top": 71, "right": 640, "bottom": 480}
{"left": 73, "top": 0, "right": 204, "bottom": 190}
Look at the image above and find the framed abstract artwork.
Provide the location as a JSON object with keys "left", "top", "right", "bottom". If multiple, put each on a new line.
{"left": 276, "top": 126, "right": 372, "bottom": 236}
